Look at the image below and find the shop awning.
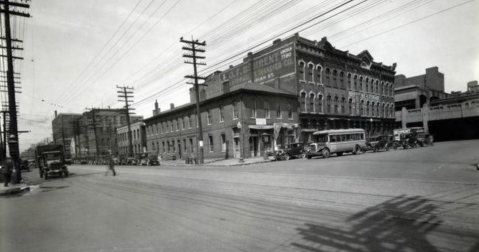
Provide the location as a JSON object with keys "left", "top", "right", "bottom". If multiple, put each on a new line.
{"left": 273, "top": 123, "right": 299, "bottom": 129}
{"left": 249, "top": 125, "right": 275, "bottom": 130}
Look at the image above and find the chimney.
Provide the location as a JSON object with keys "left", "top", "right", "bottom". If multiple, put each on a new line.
{"left": 55, "top": 110, "right": 57, "bottom": 117}
{"left": 170, "top": 103, "right": 174, "bottom": 109}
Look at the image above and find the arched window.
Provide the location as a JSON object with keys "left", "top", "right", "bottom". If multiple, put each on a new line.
{"left": 334, "top": 95, "right": 339, "bottom": 113}
{"left": 366, "top": 101, "right": 370, "bottom": 116}
{"left": 316, "top": 65, "right": 323, "bottom": 84}
{"left": 288, "top": 103, "right": 293, "bottom": 119}
{"left": 348, "top": 73, "right": 352, "bottom": 90}
{"left": 375, "top": 80, "right": 379, "bottom": 94}
{"left": 298, "top": 60, "right": 306, "bottom": 81}
{"left": 307, "top": 63, "right": 314, "bottom": 82}
{"left": 326, "top": 95, "right": 332, "bottom": 113}
{"left": 359, "top": 76, "right": 363, "bottom": 91}
{"left": 300, "top": 91, "right": 307, "bottom": 112}
{"left": 353, "top": 75, "right": 358, "bottom": 90}
{"left": 339, "top": 71, "right": 345, "bottom": 89}
{"left": 341, "top": 96, "right": 346, "bottom": 114}
{"left": 325, "top": 68, "right": 331, "bottom": 86}
{"left": 365, "top": 78, "right": 369, "bottom": 93}
{"left": 317, "top": 93, "right": 323, "bottom": 113}
{"left": 332, "top": 69, "right": 338, "bottom": 88}
{"left": 309, "top": 93, "right": 315, "bottom": 112}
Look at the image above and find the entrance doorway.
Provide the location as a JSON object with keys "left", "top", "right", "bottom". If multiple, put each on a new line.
{"left": 249, "top": 136, "right": 258, "bottom": 157}
{"left": 234, "top": 137, "right": 240, "bottom": 158}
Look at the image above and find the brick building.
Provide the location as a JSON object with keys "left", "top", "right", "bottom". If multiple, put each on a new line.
{"left": 76, "top": 109, "right": 142, "bottom": 158}
{"left": 394, "top": 67, "right": 450, "bottom": 111}
{"left": 144, "top": 34, "right": 396, "bottom": 160}
{"left": 51, "top": 111, "right": 82, "bottom": 159}
{"left": 117, "top": 121, "right": 146, "bottom": 157}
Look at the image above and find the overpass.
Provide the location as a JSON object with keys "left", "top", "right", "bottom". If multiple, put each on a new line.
{"left": 395, "top": 99, "right": 479, "bottom": 141}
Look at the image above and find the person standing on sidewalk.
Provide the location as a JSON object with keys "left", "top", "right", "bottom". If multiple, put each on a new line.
{"left": 105, "top": 154, "right": 116, "bottom": 176}
{"left": 2, "top": 158, "right": 13, "bottom": 187}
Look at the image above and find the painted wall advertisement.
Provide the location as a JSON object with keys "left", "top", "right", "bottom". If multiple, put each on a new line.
{"left": 222, "top": 43, "right": 296, "bottom": 88}
{"left": 348, "top": 91, "right": 380, "bottom": 103}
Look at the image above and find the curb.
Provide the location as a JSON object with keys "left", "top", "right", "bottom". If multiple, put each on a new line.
{"left": 0, "top": 186, "right": 30, "bottom": 197}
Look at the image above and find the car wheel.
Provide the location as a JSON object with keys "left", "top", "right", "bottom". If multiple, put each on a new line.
{"left": 285, "top": 154, "right": 290, "bottom": 161}
{"left": 64, "top": 170, "right": 69, "bottom": 177}
{"left": 301, "top": 153, "right": 306, "bottom": 159}
{"left": 374, "top": 146, "right": 379, "bottom": 153}
{"left": 44, "top": 172, "right": 49, "bottom": 180}
{"left": 353, "top": 145, "right": 361, "bottom": 155}
{"left": 386, "top": 146, "right": 390, "bottom": 151}
{"left": 322, "top": 148, "right": 330, "bottom": 158}
{"left": 306, "top": 155, "right": 312, "bottom": 159}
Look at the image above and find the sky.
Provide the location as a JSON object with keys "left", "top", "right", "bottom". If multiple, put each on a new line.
{"left": 7, "top": 0, "right": 479, "bottom": 151}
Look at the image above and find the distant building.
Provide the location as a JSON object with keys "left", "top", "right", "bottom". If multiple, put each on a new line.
{"left": 52, "top": 109, "right": 143, "bottom": 159}
{"left": 394, "top": 67, "right": 450, "bottom": 111}
{"left": 144, "top": 34, "right": 396, "bottom": 160}
{"left": 117, "top": 121, "right": 146, "bottom": 157}
{"left": 51, "top": 111, "right": 82, "bottom": 159}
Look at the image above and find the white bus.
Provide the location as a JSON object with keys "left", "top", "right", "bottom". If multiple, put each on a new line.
{"left": 306, "top": 129, "right": 367, "bottom": 159}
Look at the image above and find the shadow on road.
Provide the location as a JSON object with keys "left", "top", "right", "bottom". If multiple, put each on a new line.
{"left": 291, "top": 195, "right": 477, "bottom": 252}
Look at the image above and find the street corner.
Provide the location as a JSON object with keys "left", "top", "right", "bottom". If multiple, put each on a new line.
{"left": 0, "top": 184, "right": 31, "bottom": 197}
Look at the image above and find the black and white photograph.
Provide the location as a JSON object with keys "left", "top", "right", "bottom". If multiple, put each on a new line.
{"left": 1, "top": 0, "right": 478, "bottom": 251}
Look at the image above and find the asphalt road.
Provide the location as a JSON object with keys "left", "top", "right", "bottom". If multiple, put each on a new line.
{"left": 1, "top": 140, "right": 479, "bottom": 252}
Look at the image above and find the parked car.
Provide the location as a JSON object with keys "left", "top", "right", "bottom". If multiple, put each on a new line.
{"left": 148, "top": 155, "right": 160, "bottom": 166}
{"left": 127, "top": 158, "right": 138, "bottom": 165}
{"left": 275, "top": 142, "right": 306, "bottom": 161}
{"left": 365, "top": 135, "right": 394, "bottom": 152}
{"left": 417, "top": 133, "right": 434, "bottom": 147}
{"left": 19, "top": 159, "right": 30, "bottom": 172}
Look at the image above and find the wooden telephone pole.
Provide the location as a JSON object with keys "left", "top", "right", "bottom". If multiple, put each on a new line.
{"left": 0, "top": 0, "right": 30, "bottom": 183}
{"left": 181, "top": 36, "right": 206, "bottom": 164}
{"left": 117, "top": 85, "right": 134, "bottom": 158}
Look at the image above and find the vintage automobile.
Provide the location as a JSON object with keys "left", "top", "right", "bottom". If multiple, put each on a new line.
{"left": 275, "top": 142, "right": 306, "bottom": 161}
{"left": 365, "top": 135, "right": 394, "bottom": 152}
{"left": 36, "top": 145, "right": 69, "bottom": 179}
{"left": 148, "top": 154, "right": 160, "bottom": 166}
{"left": 19, "top": 159, "right": 30, "bottom": 172}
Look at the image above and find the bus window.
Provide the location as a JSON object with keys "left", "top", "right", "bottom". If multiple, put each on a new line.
{"left": 330, "top": 135, "right": 337, "bottom": 142}
{"left": 346, "top": 134, "right": 351, "bottom": 141}
{"left": 340, "top": 135, "right": 346, "bottom": 142}
{"left": 360, "top": 134, "right": 364, "bottom": 140}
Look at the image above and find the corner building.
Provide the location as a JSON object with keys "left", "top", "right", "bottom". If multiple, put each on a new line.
{"left": 144, "top": 34, "right": 396, "bottom": 160}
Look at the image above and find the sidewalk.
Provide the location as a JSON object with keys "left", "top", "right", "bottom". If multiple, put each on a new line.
{"left": 0, "top": 181, "right": 31, "bottom": 197}
{"left": 159, "top": 156, "right": 273, "bottom": 167}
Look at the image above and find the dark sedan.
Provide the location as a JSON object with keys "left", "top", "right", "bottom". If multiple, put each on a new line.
{"left": 275, "top": 142, "right": 306, "bottom": 161}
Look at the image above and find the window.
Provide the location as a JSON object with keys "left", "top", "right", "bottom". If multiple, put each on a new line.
{"left": 221, "top": 134, "right": 226, "bottom": 152}
{"left": 309, "top": 93, "right": 315, "bottom": 112}
{"left": 265, "top": 101, "right": 270, "bottom": 118}
{"left": 207, "top": 110, "right": 212, "bottom": 125}
{"left": 233, "top": 101, "right": 238, "bottom": 119}
{"left": 317, "top": 94, "right": 323, "bottom": 113}
{"left": 288, "top": 103, "right": 293, "bottom": 119}
{"left": 182, "top": 117, "right": 185, "bottom": 129}
{"left": 276, "top": 103, "right": 282, "bottom": 118}
{"left": 209, "top": 135, "right": 214, "bottom": 152}
{"left": 300, "top": 92, "right": 306, "bottom": 112}
{"left": 316, "top": 66, "right": 322, "bottom": 83}
{"left": 219, "top": 105, "right": 224, "bottom": 122}
{"left": 251, "top": 99, "right": 257, "bottom": 118}
{"left": 189, "top": 115, "right": 192, "bottom": 129}
{"left": 177, "top": 119, "right": 180, "bottom": 131}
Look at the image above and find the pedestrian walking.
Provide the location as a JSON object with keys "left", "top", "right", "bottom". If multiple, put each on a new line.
{"left": 2, "top": 158, "right": 13, "bottom": 187}
{"left": 105, "top": 155, "right": 116, "bottom": 176}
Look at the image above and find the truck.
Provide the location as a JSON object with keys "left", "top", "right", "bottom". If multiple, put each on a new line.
{"left": 35, "top": 144, "right": 69, "bottom": 179}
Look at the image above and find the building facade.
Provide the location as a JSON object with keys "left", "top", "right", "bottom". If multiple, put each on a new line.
{"left": 394, "top": 67, "right": 450, "bottom": 111}
{"left": 75, "top": 109, "right": 142, "bottom": 158}
{"left": 144, "top": 34, "right": 396, "bottom": 160}
{"left": 51, "top": 112, "right": 82, "bottom": 159}
{"left": 117, "top": 121, "right": 146, "bottom": 157}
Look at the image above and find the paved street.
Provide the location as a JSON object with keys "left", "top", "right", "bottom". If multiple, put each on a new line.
{"left": 1, "top": 140, "right": 479, "bottom": 252}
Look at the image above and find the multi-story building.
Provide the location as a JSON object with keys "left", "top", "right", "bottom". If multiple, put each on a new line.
{"left": 394, "top": 67, "right": 450, "bottom": 111}
{"left": 51, "top": 111, "right": 82, "bottom": 159}
{"left": 75, "top": 109, "right": 142, "bottom": 158}
{"left": 144, "top": 34, "right": 396, "bottom": 160}
{"left": 117, "top": 121, "right": 146, "bottom": 157}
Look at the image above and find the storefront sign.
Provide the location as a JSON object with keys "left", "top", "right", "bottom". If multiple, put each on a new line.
{"left": 255, "top": 118, "right": 267, "bottom": 125}
{"left": 222, "top": 43, "right": 296, "bottom": 87}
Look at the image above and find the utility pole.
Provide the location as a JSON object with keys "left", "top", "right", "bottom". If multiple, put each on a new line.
{"left": 1, "top": 0, "right": 30, "bottom": 183}
{"left": 117, "top": 85, "right": 135, "bottom": 158}
{"left": 0, "top": 110, "right": 7, "bottom": 160}
{"left": 181, "top": 36, "right": 206, "bottom": 164}
{"left": 86, "top": 108, "right": 100, "bottom": 161}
